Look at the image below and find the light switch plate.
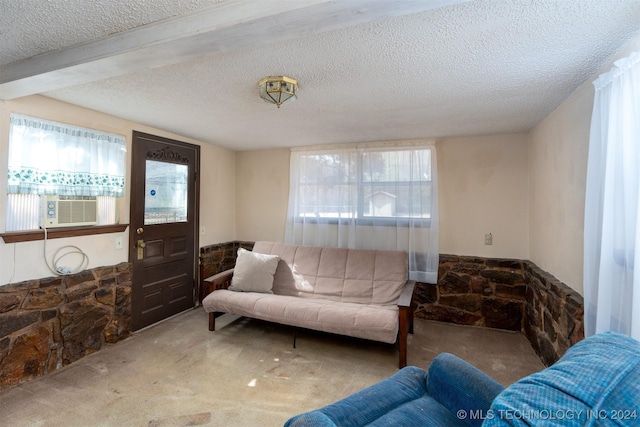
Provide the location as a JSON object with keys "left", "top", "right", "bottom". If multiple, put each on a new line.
{"left": 484, "top": 233, "right": 493, "bottom": 245}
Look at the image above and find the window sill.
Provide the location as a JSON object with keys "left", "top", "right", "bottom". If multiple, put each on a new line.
{"left": 1, "top": 224, "right": 129, "bottom": 243}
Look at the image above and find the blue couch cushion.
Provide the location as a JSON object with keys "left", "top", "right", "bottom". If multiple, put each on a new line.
{"left": 286, "top": 366, "right": 469, "bottom": 427}
{"left": 484, "top": 331, "right": 640, "bottom": 426}
{"left": 285, "top": 357, "right": 503, "bottom": 427}
{"left": 427, "top": 353, "right": 505, "bottom": 427}
{"left": 366, "top": 395, "right": 467, "bottom": 427}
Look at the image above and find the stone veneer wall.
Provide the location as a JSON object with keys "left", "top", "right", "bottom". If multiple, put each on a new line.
{"left": 413, "top": 254, "right": 584, "bottom": 366}
{"left": 201, "top": 243, "right": 585, "bottom": 367}
{"left": 199, "top": 241, "right": 254, "bottom": 280}
{"left": 415, "top": 255, "right": 527, "bottom": 331}
{"left": 523, "top": 261, "right": 585, "bottom": 366}
{"left": 0, "top": 263, "right": 132, "bottom": 391}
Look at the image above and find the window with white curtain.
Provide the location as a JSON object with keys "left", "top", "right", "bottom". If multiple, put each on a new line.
{"left": 584, "top": 51, "right": 640, "bottom": 341}
{"left": 6, "top": 114, "right": 126, "bottom": 231}
{"left": 285, "top": 142, "right": 439, "bottom": 283}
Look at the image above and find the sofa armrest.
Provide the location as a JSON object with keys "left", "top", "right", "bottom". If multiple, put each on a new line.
{"left": 208, "top": 268, "right": 235, "bottom": 286}
{"left": 427, "top": 353, "right": 505, "bottom": 427}
{"left": 203, "top": 268, "right": 234, "bottom": 293}
{"left": 398, "top": 280, "right": 416, "bottom": 307}
{"left": 202, "top": 268, "right": 235, "bottom": 331}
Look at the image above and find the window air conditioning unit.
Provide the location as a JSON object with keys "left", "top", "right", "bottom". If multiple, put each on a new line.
{"left": 41, "top": 195, "right": 98, "bottom": 228}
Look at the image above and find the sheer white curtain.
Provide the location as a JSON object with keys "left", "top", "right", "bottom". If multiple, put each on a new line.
{"left": 8, "top": 114, "right": 126, "bottom": 197}
{"left": 285, "top": 142, "right": 439, "bottom": 283}
{"left": 584, "top": 51, "right": 640, "bottom": 340}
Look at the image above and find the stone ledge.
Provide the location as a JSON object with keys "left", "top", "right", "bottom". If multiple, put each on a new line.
{"left": 0, "top": 263, "right": 132, "bottom": 391}
{"left": 414, "top": 254, "right": 584, "bottom": 366}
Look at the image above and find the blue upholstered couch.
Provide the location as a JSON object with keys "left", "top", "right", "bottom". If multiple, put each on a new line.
{"left": 285, "top": 332, "right": 640, "bottom": 426}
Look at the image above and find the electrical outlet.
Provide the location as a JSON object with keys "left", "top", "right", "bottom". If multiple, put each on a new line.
{"left": 484, "top": 233, "right": 493, "bottom": 245}
{"left": 115, "top": 237, "right": 123, "bottom": 250}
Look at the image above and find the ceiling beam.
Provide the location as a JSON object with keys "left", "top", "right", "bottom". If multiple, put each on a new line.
{"left": 0, "top": 0, "right": 465, "bottom": 100}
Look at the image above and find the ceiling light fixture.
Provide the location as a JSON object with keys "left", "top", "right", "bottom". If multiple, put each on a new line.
{"left": 258, "top": 76, "right": 298, "bottom": 108}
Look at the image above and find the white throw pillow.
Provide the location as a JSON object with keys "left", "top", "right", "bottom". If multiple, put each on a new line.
{"left": 229, "top": 248, "right": 280, "bottom": 293}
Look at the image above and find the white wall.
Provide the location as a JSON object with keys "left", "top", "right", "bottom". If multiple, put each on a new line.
{"left": 236, "top": 149, "right": 289, "bottom": 242}
{"left": 528, "top": 33, "right": 640, "bottom": 294}
{"left": 528, "top": 88, "right": 591, "bottom": 294}
{"left": 200, "top": 143, "right": 237, "bottom": 245}
{"left": 235, "top": 135, "right": 530, "bottom": 259}
{"left": 0, "top": 95, "right": 236, "bottom": 285}
{"left": 438, "top": 134, "right": 529, "bottom": 259}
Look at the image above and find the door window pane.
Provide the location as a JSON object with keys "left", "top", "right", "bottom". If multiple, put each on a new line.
{"left": 144, "top": 160, "right": 188, "bottom": 225}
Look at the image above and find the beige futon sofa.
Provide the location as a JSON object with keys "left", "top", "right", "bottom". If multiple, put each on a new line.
{"left": 201, "top": 241, "right": 415, "bottom": 368}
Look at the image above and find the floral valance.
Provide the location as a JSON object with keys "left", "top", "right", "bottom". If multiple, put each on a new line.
{"left": 8, "top": 114, "right": 126, "bottom": 197}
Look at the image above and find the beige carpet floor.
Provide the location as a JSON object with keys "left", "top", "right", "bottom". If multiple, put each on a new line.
{"left": 0, "top": 308, "right": 544, "bottom": 426}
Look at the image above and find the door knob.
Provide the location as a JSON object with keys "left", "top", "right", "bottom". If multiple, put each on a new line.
{"left": 136, "top": 227, "right": 144, "bottom": 235}
{"left": 136, "top": 239, "right": 146, "bottom": 260}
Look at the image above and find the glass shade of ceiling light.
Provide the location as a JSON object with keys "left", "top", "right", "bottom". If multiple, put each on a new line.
{"left": 258, "top": 76, "right": 298, "bottom": 108}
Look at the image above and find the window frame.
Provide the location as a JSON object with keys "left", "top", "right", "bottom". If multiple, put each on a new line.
{"left": 292, "top": 146, "right": 434, "bottom": 227}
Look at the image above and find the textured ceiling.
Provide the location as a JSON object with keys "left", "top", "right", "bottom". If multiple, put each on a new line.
{"left": 0, "top": 0, "right": 225, "bottom": 65}
{"left": 1, "top": 0, "right": 639, "bottom": 151}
